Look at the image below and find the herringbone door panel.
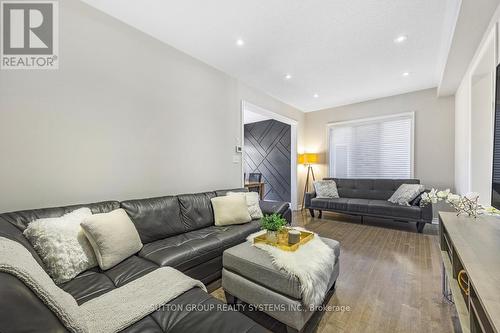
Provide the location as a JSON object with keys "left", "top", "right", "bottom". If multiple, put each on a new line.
{"left": 244, "top": 119, "right": 291, "bottom": 202}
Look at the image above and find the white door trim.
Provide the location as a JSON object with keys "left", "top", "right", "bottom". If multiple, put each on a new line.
{"left": 241, "top": 100, "right": 298, "bottom": 210}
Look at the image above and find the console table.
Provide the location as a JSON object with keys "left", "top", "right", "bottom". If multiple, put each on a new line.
{"left": 439, "top": 212, "right": 500, "bottom": 333}
{"left": 244, "top": 181, "right": 265, "bottom": 200}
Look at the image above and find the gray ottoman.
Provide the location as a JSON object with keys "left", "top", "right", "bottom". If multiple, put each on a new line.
{"left": 222, "top": 237, "right": 340, "bottom": 332}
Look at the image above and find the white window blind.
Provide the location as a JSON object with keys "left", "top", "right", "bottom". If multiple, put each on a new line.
{"left": 328, "top": 113, "right": 413, "bottom": 179}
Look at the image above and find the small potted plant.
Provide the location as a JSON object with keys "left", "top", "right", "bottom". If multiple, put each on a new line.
{"left": 260, "top": 213, "right": 288, "bottom": 243}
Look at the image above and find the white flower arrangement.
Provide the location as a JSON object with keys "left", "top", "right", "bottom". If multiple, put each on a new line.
{"left": 420, "top": 189, "right": 483, "bottom": 218}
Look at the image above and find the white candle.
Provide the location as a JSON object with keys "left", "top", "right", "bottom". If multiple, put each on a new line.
{"left": 288, "top": 230, "right": 301, "bottom": 244}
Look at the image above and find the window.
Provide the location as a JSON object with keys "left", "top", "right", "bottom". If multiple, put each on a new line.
{"left": 328, "top": 113, "right": 414, "bottom": 179}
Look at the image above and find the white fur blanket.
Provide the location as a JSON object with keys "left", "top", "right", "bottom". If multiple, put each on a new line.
{"left": 247, "top": 228, "right": 336, "bottom": 307}
{"left": 0, "top": 237, "right": 206, "bottom": 333}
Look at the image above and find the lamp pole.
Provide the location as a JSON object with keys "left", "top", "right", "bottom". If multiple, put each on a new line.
{"left": 302, "top": 163, "right": 316, "bottom": 210}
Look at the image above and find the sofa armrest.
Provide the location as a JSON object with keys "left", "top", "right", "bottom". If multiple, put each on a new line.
{"left": 259, "top": 200, "right": 292, "bottom": 225}
{"left": 410, "top": 190, "right": 428, "bottom": 207}
{"left": 411, "top": 190, "right": 433, "bottom": 223}
{"left": 420, "top": 203, "right": 433, "bottom": 223}
{"left": 281, "top": 209, "right": 292, "bottom": 225}
{"left": 259, "top": 200, "right": 289, "bottom": 216}
{"left": 304, "top": 191, "right": 316, "bottom": 208}
{"left": 0, "top": 273, "right": 69, "bottom": 332}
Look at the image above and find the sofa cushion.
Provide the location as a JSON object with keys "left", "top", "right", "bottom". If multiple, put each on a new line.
{"left": 310, "top": 197, "right": 379, "bottom": 214}
{"left": 345, "top": 198, "right": 371, "bottom": 213}
{"left": 206, "top": 221, "right": 261, "bottom": 245}
{"left": 120, "top": 316, "right": 164, "bottom": 333}
{"left": 366, "top": 200, "right": 422, "bottom": 220}
{"left": 144, "top": 288, "right": 266, "bottom": 333}
{"left": 59, "top": 255, "right": 159, "bottom": 304}
{"left": 310, "top": 198, "right": 350, "bottom": 211}
{"left": 119, "top": 288, "right": 267, "bottom": 333}
{"left": 183, "top": 256, "right": 223, "bottom": 283}
{"left": 138, "top": 221, "right": 260, "bottom": 271}
{"left": 138, "top": 229, "right": 219, "bottom": 270}
{"left": 102, "top": 255, "right": 158, "bottom": 288}
{"left": 178, "top": 192, "right": 216, "bottom": 231}
{"left": 324, "top": 178, "right": 420, "bottom": 200}
{"left": 61, "top": 268, "right": 266, "bottom": 333}
{"left": 310, "top": 197, "right": 422, "bottom": 220}
{"left": 59, "top": 268, "right": 116, "bottom": 305}
{"left": 121, "top": 196, "right": 186, "bottom": 243}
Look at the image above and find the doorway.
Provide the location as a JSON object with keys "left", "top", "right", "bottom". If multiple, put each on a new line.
{"left": 241, "top": 101, "right": 298, "bottom": 210}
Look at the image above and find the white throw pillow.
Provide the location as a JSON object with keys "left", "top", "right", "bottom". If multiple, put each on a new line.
{"left": 388, "top": 184, "right": 425, "bottom": 206}
{"left": 227, "top": 191, "right": 263, "bottom": 219}
{"left": 211, "top": 195, "right": 252, "bottom": 226}
{"left": 23, "top": 207, "right": 98, "bottom": 284}
{"left": 313, "top": 180, "right": 340, "bottom": 199}
{"left": 80, "top": 208, "right": 143, "bottom": 270}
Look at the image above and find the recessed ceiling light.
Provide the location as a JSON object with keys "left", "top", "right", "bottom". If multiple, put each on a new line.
{"left": 236, "top": 39, "right": 245, "bottom": 46}
{"left": 394, "top": 35, "right": 408, "bottom": 44}
{"left": 402, "top": 72, "right": 410, "bottom": 77}
{"left": 313, "top": 93, "right": 319, "bottom": 98}
{"left": 285, "top": 74, "right": 292, "bottom": 80}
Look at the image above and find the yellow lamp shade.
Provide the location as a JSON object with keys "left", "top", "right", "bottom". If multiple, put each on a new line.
{"left": 298, "top": 153, "right": 318, "bottom": 165}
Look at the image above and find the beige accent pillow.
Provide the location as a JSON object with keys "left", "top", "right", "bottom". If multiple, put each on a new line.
{"left": 81, "top": 209, "right": 143, "bottom": 270}
{"left": 227, "top": 191, "right": 263, "bottom": 219}
{"left": 211, "top": 195, "right": 252, "bottom": 226}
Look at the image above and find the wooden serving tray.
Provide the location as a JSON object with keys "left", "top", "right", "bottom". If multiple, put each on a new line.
{"left": 253, "top": 230, "right": 314, "bottom": 252}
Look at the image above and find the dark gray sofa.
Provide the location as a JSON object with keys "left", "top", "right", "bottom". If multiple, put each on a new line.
{"left": 0, "top": 187, "right": 291, "bottom": 333}
{"left": 305, "top": 178, "right": 432, "bottom": 233}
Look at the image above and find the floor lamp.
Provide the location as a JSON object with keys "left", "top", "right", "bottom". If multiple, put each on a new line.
{"left": 299, "top": 153, "right": 319, "bottom": 210}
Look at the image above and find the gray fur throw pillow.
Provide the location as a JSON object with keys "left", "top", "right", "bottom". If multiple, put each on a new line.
{"left": 388, "top": 184, "right": 425, "bottom": 206}
{"left": 313, "top": 180, "right": 340, "bottom": 199}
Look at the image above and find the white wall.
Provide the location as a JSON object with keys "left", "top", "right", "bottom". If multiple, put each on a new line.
{"left": 454, "top": 81, "right": 471, "bottom": 194}
{"left": 0, "top": 0, "right": 303, "bottom": 212}
{"left": 454, "top": 8, "right": 499, "bottom": 205}
{"left": 304, "top": 88, "right": 455, "bottom": 190}
{"left": 470, "top": 73, "right": 494, "bottom": 202}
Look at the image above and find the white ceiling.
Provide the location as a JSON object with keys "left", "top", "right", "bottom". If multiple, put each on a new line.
{"left": 81, "top": 0, "right": 460, "bottom": 112}
{"left": 438, "top": 0, "right": 500, "bottom": 96}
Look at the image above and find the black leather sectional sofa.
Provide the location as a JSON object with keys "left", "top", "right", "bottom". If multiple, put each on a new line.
{"left": 0, "top": 188, "right": 291, "bottom": 333}
{"left": 305, "top": 178, "right": 432, "bottom": 233}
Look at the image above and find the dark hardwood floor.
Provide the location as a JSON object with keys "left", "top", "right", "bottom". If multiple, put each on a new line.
{"left": 212, "top": 210, "right": 459, "bottom": 333}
